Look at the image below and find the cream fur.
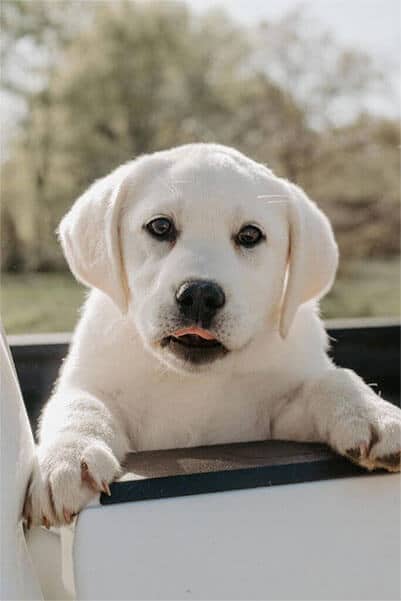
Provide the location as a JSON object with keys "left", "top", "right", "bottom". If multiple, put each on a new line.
{"left": 24, "top": 144, "right": 401, "bottom": 526}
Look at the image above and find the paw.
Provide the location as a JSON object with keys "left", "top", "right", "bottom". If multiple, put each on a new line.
{"left": 23, "top": 437, "right": 120, "bottom": 528}
{"left": 330, "top": 401, "right": 401, "bottom": 472}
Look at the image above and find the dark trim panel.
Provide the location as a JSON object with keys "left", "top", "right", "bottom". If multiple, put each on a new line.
{"left": 101, "top": 455, "right": 379, "bottom": 506}
{"left": 327, "top": 323, "right": 400, "bottom": 402}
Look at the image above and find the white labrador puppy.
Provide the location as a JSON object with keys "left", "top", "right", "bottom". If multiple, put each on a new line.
{"left": 24, "top": 144, "right": 400, "bottom": 527}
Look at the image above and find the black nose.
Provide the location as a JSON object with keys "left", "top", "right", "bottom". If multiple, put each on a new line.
{"left": 175, "top": 280, "right": 225, "bottom": 326}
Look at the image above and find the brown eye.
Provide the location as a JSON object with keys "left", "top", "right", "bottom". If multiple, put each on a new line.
{"left": 236, "top": 225, "right": 264, "bottom": 248}
{"left": 146, "top": 217, "right": 176, "bottom": 241}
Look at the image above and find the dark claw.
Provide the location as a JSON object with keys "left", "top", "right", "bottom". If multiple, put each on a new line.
{"left": 377, "top": 451, "right": 401, "bottom": 471}
{"left": 81, "top": 460, "right": 101, "bottom": 492}
{"left": 42, "top": 515, "right": 51, "bottom": 529}
{"left": 101, "top": 480, "right": 111, "bottom": 496}
{"left": 63, "top": 508, "right": 73, "bottom": 524}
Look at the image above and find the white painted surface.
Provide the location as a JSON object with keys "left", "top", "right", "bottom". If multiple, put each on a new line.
{"left": 0, "top": 324, "right": 72, "bottom": 601}
{"left": 74, "top": 474, "right": 400, "bottom": 600}
{"left": 26, "top": 528, "right": 74, "bottom": 601}
{"left": 0, "top": 323, "right": 43, "bottom": 600}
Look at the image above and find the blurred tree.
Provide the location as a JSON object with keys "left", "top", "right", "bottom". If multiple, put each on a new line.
{"left": 309, "top": 115, "right": 400, "bottom": 260}
{"left": 1, "top": 0, "right": 93, "bottom": 270}
{"left": 256, "top": 8, "right": 386, "bottom": 130}
{"left": 52, "top": 3, "right": 255, "bottom": 183}
{"left": 0, "top": 205, "right": 24, "bottom": 271}
{"left": 1, "top": 1, "right": 399, "bottom": 272}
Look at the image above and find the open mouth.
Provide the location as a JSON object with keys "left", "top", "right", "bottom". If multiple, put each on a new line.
{"left": 161, "top": 326, "right": 228, "bottom": 365}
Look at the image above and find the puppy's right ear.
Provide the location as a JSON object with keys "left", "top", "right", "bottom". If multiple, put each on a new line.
{"left": 58, "top": 164, "right": 134, "bottom": 313}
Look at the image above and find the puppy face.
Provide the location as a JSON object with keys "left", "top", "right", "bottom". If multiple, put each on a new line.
{"left": 59, "top": 144, "right": 338, "bottom": 374}
{"left": 120, "top": 149, "right": 289, "bottom": 372}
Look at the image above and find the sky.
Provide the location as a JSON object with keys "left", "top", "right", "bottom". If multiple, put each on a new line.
{"left": 188, "top": 0, "right": 400, "bottom": 65}
{"left": 188, "top": 0, "right": 400, "bottom": 120}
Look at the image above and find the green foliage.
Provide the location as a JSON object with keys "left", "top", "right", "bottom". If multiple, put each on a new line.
{"left": 1, "top": 1, "right": 400, "bottom": 277}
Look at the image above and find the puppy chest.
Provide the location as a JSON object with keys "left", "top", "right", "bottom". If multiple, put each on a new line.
{"left": 128, "top": 383, "right": 274, "bottom": 451}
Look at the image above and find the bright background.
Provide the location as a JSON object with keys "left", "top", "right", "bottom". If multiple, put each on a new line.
{"left": 1, "top": 0, "right": 400, "bottom": 334}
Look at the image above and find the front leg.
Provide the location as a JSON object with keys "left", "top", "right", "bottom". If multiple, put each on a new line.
{"left": 23, "top": 390, "right": 130, "bottom": 528}
{"left": 272, "top": 368, "right": 401, "bottom": 472}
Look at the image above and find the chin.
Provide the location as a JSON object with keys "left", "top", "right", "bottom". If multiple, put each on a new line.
{"left": 153, "top": 334, "right": 230, "bottom": 374}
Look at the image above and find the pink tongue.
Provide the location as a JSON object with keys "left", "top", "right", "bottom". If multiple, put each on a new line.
{"left": 173, "top": 326, "right": 216, "bottom": 341}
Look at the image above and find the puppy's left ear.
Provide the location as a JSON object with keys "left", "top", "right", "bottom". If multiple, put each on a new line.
{"left": 58, "top": 164, "right": 134, "bottom": 313}
{"left": 280, "top": 183, "right": 338, "bottom": 338}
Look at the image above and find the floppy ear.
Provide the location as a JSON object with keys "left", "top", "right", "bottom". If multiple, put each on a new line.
{"left": 280, "top": 183, "right": 338, "bottom": 338}
{"left": 58, "top": 164, "right": 134, "bottom": 313}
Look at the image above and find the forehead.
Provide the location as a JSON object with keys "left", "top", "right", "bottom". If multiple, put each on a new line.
{"left": 126, "top": 151, "right": 287, "bottom": 224}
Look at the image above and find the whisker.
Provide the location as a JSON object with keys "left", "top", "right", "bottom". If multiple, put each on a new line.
{"left": 257, "top": 194, "right": 288, "bottom": 201}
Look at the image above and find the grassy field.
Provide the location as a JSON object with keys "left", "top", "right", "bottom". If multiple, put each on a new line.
{"left": 321, "top": 258, "right": 400, "bottom": 320}
{"left": 1, "top": 272, "right": 87, "bottom": 334}
{"left": 1, "top": 258, "right": 400, "bottom": 334}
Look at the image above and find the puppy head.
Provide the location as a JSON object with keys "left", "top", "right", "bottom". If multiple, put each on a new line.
{"left": 59, "top": 144, "right": 338, "bottom": 372}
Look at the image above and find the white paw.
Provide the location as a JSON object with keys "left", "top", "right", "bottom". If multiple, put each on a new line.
{"left": 330, "top": 400, "right": 401, "bottom": 472}
{"left": 23, "top": 436, "right": 120, "bottom": 528}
